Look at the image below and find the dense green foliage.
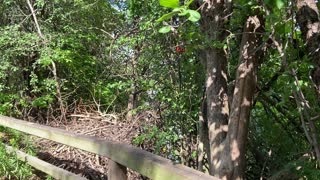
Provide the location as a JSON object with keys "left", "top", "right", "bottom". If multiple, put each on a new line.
{"left": 0, "top": 127, "right": 35, "bottom": 179}
{"left": 0, "top": 0, "right": 319, "bottom": 179}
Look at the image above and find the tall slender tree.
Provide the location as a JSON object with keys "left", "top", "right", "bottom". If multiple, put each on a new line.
{"left": 198, "top": 1, "right": 265, "bottom": 178}
{"left": 199, "top": 0, "right": 231, "bottom": 176}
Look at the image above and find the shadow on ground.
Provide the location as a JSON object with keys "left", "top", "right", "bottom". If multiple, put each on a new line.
{"left": 37, "top": 152, "right": 107, "bottom": 180}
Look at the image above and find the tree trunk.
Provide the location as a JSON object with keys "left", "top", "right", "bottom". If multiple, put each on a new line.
{"left": 198, "top": 91, "right": 209, "bottom": 171}
{"left": 296, "top": 0, "right": 320, "bottom": 91}
{"left": 126, "top": 45, "right": 140, "bottom": 121}
{"left": 126, "top": 87, "right": 137, "bottom": 121}
{"left": 199, "top": 1, "right": 266, "bottom": 178}
{"left": 296, "top": 0, "right": 320, "bottom": 161}
{"left": 199, "top": 0, "right": 231, "bottom": 176}
{"left": 222, "top": 15, "right": 265, "bottom": 179}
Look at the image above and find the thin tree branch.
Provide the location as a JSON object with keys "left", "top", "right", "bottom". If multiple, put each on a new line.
{"left": 26, "top": 0, "right": 66, "bottom": 122}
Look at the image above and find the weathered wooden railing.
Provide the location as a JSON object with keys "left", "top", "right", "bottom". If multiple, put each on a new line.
{"left": 0, "top": 115, "right": 218, "bottom": 180}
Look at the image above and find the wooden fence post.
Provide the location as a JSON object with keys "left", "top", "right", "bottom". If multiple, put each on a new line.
{"left": 108, "top": 160, "right": 127, "bottom": 180}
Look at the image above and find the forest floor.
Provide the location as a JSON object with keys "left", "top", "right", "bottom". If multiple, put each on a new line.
{"left": 30, "top": 107, "right": 156, "bottom": 180}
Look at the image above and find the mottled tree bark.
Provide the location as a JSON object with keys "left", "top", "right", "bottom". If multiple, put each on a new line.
{"left": 221, "top": 15, "right": 265, "bottom": 179}
{"left": 296, "top": 0, "right": 320, "bottom": 91}
{"left": 198, "top": 1, "right": 266, "bottom": 178}
{"left": 198, "top": 92, "right": 209, "bottom": 171}
{"left": 199, "top": 0, "right": 231, "bottom": 176}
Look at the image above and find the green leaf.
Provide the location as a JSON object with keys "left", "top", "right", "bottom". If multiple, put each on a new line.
{"left": 223, "top": 44, "right": 228, "bottom": 50}
{"left": 186, "top": 0, "right": 194, "bottom": 7}
{"left": 177, "top": 8, "right": 189, "bottom": 16}
{"left": 191, "top": 151, "right": 197, "bottom": 158}
{"left": 149, "top": 80, "right": 156, "bottom": 87}
{"left": 187, "top": 10, "right": 200, "bottom": 22}
{"left": 276, "top": 0, "right": 284, "bottom": 9}
{"left": 159, "top": 26, "right": 171, "bottom": 33}
{"left": 159, "top": 0, "right": 179, "bottom": 8}
{"left": 172, "top": 7, "right": 184, "bottom": 12}
{"left": 156, "top": 11, "right": 178, "bottom": 22}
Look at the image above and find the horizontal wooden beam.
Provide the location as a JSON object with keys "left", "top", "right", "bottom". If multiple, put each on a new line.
{"left": 5, "top": 145, "right": 87, "bottom": 180}
{"left": 0, "top": 115, "right": 218, "bottom": 180}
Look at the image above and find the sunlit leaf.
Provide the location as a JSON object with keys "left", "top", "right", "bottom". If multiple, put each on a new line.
{"left": 177, "top": 8, "right": 189, "bottom": 16}
{"left": 187, "top": 10, "right": 201, "bottom": 22}
{"left": 276, "top": 0, "right": 284, "bottom": 9}
{"left": 158, "top": 26, "right": 171, "bottom": 33}
{"left": 159, "top": 0, "right": 179, "bottom": 8}
{"left": 156, "top": 11, "right": 178, "bottom": 22}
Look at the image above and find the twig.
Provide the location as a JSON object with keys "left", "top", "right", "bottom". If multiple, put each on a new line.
{"left": 83, "top": 126, "right": 110, "bottom": 135}
{"left": 26, "top": 0, "right": 44, "bottom": 39}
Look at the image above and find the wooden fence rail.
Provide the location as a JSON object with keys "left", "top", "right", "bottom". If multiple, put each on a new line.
{"left": 0, "top": 115, "right": 218, "bottom": 180}
{"left": 5, "top": 145, "right": 86, "bottom": 180}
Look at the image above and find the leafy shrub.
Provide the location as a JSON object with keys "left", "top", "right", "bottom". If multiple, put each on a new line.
{"left": 133, "top": 126, "right": 180, "bottom": 161}
{"left": 0, "top": 127, "right": 35, "bottom": 179}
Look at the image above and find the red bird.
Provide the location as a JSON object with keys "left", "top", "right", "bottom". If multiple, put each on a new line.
{"left": 175, "top": 46, "right": 185, "bottom": 53}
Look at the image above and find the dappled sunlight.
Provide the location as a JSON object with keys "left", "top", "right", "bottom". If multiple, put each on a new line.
{"left": 208, "top": 123, "right": 229, "bottom": 139}
{"left": 207, "top": 76, "right": 214, "bottom": 88}
{"left": 221, "top": 69, "right": 228, "bottom": 80}
{"left": 230, "top": 140, "right": 240, "bottom": 161}
{"left": 241, "top": 97, "right": 251, "bottom": 107}
{"left": 233, "top": 86, "right": 239, "bottom": 95}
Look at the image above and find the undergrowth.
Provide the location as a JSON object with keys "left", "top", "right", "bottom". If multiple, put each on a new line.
{"left": 0, "top": 126, "right": 35, "bottom": 179}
